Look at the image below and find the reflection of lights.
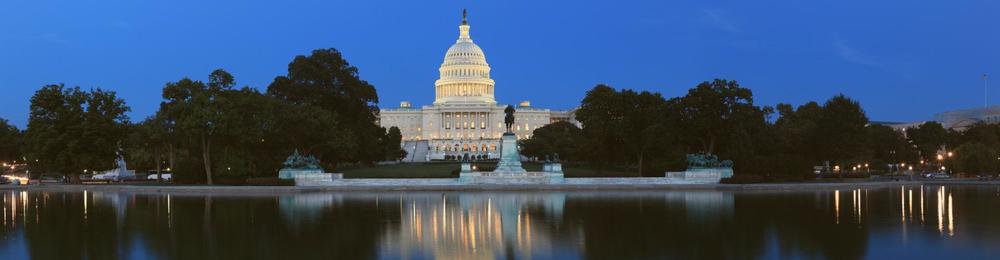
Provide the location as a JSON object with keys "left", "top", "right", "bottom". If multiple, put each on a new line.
{"left": 937, "top": 187, "right": 944, "bottom": 234}
{"left": 83, "top": 190, "right": 88, "bottom": 222}
{"left": 167, "top": 194, "right": 172, "bottom": 229}
{"left": 948, "top": 193, "right": 954, "bottom": 237}
{"left": 920, "top": 186, "right": 924, "bottom": 224}
{"left": 857, "top": 189, "right": 863, "bottom": 223}
{"left": 901, "top": 187, "right": 906, "bottom": 224}
{"left": 908, "top": 189, "right": 913, "bottom": 220}
{"left": 834, "top": 190, "right": 840, "bottom": 224}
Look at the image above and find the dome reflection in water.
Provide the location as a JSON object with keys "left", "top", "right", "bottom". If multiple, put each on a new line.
{"left": 0, "top": 186, "right": 998, "bottom": 259}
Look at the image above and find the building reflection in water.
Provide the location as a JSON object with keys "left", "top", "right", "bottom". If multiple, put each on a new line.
{"left": 1, "top": 187, "right": 994, "bottom": 258}
{"left": 274, "top": 191, "right": 736, "bottom": 259}
{"left": 377, "top": 193, "right": 566, "bottom": 259}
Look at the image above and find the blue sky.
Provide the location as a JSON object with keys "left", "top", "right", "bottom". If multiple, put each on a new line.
{"left": 1, "top": 0, "right": 997, "bottom": 128}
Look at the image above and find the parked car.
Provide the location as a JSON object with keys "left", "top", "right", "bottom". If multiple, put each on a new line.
{"left": 925, "top": 172, "right": 951, "bottom": 179}
{"left": 147, "top": 173, "right": 172, "bottom": 181}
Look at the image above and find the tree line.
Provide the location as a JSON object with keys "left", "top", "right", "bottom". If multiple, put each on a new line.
{"left": 521, "top": 79, "right": 1000, "bottom": 180}
{"left": 2, "top": 49, "right": 997, "bottom": 182}
{"left": 1, "top": 48, "right": 405, "bottom": 183}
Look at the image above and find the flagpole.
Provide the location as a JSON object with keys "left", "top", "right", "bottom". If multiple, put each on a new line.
{"left": 985, "top": 73, "right": 989, "bottom": 109}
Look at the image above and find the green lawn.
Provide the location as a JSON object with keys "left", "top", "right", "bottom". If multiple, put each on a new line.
{"left": 340, "top": 162, "right": 638, "bottom": 178}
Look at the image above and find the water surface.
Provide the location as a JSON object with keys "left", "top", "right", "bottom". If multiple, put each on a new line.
{"left": 0, "top": 185, "right": 997, "bottom": 259}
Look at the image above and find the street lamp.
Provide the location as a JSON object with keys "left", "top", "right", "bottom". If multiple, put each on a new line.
{"left": 948, "top": 152, "right": 954, "bottom": 157}
{"left": 937, "top": 154, "right": 944, "bottom": 161}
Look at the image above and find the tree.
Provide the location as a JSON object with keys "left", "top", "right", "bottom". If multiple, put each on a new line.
{"left": 955, "top": 123, "right": 1000, "bottom": 149}
{"left": 576, "top": 85, "right": 670, "bottom": 176}
{"left": 25, "top": 84, "right": 130, "bottom": 181}
{"left": 520, "top": 121, "right": 585, "bottom": 162}
{"left": 952, "top": 143, "right": 998, "bottom": 176}
{"left": 672, "top": 79, "right": 758, "bottom": 155}
{"left": 267, "top": 48, "right": 383, "bottom": 167}
{"left": 129, "top": 115, "right": 172, "bottom": 182}
{"left": 160, "top": 70, "right": 232, "bottom": 184}
{"left": 619, "top": 89, "right": 669, "bottom": 176}
{"left": 575, "top": 85, "right": 629, "bottom": 166}
{"left": 383, "top": 126, "right": 406, "bottom": 161}
{"left": 763, "top": 102, "right": 827, "bottom": 178}
{"left": 907, "top": 121, "right": 947, "bottom": 161}
{"left": 813, "top": 95, "right": 869, "bottom": 166}
{"left": 0, "top": 118, "right": 22, "bottom": 164}
{"left": 866, "top": 124, "right": 916, "bottom": 171}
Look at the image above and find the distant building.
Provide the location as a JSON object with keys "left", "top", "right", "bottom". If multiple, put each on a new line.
{"left": 934, "top": 105, "right": 1000, "bottom": 130}
{"left": 378, "top": 10, "right": 577, "bottom": 161}
{"left": 874, "top": 106, "right": 1000, "bottom": 133}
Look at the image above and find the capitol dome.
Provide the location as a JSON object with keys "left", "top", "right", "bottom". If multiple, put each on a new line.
{"left": 434, "top": 9, "right": 496, "bottom": 105}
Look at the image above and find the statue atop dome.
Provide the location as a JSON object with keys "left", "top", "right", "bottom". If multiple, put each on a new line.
{"left": 462, "top": 9, "right": 468, "bottom": 25}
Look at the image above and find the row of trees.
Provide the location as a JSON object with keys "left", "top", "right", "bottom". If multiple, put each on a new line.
{"left": 521, "top": 79, "right": 999, "bottom": 179}
{"left": 10, "top": 48, "right": 405, "bottom": 183}
{"left": 0, "top": 118, "right": 23, "bottom": 164}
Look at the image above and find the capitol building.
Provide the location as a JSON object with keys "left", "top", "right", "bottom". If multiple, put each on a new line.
{"left": 379, "top": 10, "right": 577, "bottom": 161}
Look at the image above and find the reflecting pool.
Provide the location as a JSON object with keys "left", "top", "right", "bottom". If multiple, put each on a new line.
{"left": 0, "top": 185, "right": 998, "bottom": 259}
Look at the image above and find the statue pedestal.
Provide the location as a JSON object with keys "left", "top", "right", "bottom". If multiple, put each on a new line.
{"left": 460, "top": 163, "right": 473, "bottom": 173}
{"left": 664, "top": 168, "right": 733, "bottom": 184}
{"left": 543, "top": 162, "right": 563, "bottom": 173}
{"left": 493, "top": 133, "right": 526, "bottom": 173}
{"left": 279, "top": 169, "right": 324, "bottom": 180}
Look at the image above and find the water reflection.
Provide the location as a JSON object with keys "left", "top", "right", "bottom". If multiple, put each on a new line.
{"left": 0, "top": 187, "right": 998, "bottom": 259}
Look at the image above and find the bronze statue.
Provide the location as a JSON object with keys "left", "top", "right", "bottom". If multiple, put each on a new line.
{"left": 504, "top": 105, "right": 515, "bottom": 133}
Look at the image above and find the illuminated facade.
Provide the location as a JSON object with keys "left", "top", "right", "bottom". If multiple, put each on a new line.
{"left": 379, "top": 10, "right": 578, "bottom": 161}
